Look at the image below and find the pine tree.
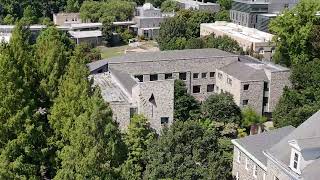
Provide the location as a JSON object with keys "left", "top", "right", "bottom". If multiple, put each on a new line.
{"left": 121, "top": 115, "right": 156, "bottom": 180}
{"left": 49, "top": 47, "right": 126, "bottom": 179}
{"left": 0, "top": 22, "right": 48, "bottom": 179}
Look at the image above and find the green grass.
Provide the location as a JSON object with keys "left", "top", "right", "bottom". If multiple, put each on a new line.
{"left": 99, "top": 45, "right": 128, "bottom": 59}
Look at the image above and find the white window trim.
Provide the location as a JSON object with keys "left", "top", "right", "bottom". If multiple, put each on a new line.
{"left": 245, "top": 157, "right": 249, "bottom": 170}
{"left": 237, "top": 149, "right": 241, "bottom": 163}
{"left": 236, "top": 172, "right": 239, "bottom": 180}
{"left": 289, "top": 148, "right": 301, "bottom": 174}
{"left": 263, "top": 173, "right": 266, "bottom": 180}
{"left": 253, "top": 164, "right": 257, "bottom": 178}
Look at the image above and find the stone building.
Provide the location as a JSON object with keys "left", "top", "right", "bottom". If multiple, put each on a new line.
{"left": 200, "top": 21, "right": 275, "bottom": 61}
{"left": 87, "top": 48, "right": 289, "bottom": 131}
{"left": 132, "top": 3, "right": 174, "bottom": 39}
{"left": 215, "top": 58, "right": 290, "bottom": 115}
{"left": 230, "top": 0, "right": 299, "bottom": 32}
{"left": 232, "top": 110, "right": 320, "bottom": 180}
{"left": 53, "top": 13, "right": 83, "bottom": 26}
{"left": 174, "top": 0, "right": 220, "bottom": 12}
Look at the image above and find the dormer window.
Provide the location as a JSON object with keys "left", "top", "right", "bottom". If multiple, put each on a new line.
{"left": 293, "top": 153, "right": 299, "bottom": 169}
{"left": 289, "top": 142, "right": 301, "bottom": 174}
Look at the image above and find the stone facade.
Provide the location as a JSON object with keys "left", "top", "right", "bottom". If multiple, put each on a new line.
{"left": 174, "top": 0, "right": 220, "bottom": 12}
{"left": 266, "top": 159, "right": 291, "bottom": 180}
{"left": 232, "top": 146, "right": 267, "bottom": 180}
{"left": 108, "top": 55, "right": 238, "bottom": 102}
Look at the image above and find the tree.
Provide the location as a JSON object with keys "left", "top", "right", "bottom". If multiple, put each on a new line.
{"left": 34, "top": 27, "right": 74, "bottom": 107}
{"left": 121, "top": 115, "right": 156, "bottom": 180}
{"left": 174, "top": 80, "right": 200, "bottom": 121}
{"left": 161, "top": 0, "right": 180, "bottom": 12}
{"left": 201, "top": 93, "right": 242, "bottom": 124}
{"left": 203, "top": 34, "right": 242, "bottom": 54}
{"left": 242, "top": 107, "right": 266, "bottom": 134}
{"left": 215, "top": 10, "right": 230, "bottom": 21}
{"left": 65, "top": 0, "right": 83, "bottom": 12}
{"left": 185, "top": 38, "right": 205, "bottom": 49}
{"left": 144, "top": 120, "right": 218, "bottom": 179}
{"left": 101, "top": 16, "right": 116, "bottom": 46}
{"left": 0, "top": 22, "right": 49, "bottom": 179}
{"left": 146, "top": 0, "right": 166, "bottom": 8}
{"left": 49, "top": 47, "right": 126, "bottom": 179}
{"left": 218, "top": 0, "right": 232, "bottom": 10}
{"left": 270, "top": 0, "right": 320, "bottom": 128}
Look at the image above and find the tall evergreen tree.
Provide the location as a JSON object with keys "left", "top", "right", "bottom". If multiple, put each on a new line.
{"left": 49, "top": 47, "right": 126, "bottom": 179}
{"left": 121, "top": 115, "right": 156, "bottom": 180}
{"left": 0, "top": 22, "right": 48, "bottom": 179}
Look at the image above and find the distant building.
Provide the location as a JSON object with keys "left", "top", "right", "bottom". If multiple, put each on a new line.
{"left": 215, "top": 58, "right": 290, "bottom": 115}
{"left": 87, "top": 49, "right": 289, "bottom": 130}
{"left": 232, "top": 110, "right": 320, "bottom": 180}
{"left": 174, "top": 0, "right": 220, "bottom": 12}
{"left": 53, "top": 13, "right": 83, "bottom": 26}
{"left": 132, "top": 3, "right": 174, "bottom": 39}
{"left": 200, "top": 21, "right": 275, "bottom": 61}
{"left": 230, "top": 0, "right": 299, "bottom": 32}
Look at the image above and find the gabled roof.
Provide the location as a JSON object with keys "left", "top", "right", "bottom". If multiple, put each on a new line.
{"left": 232, "top": 126, "right": 295, "bottom": 167}
{"left": 267, "top": 110, "right": 320, "bottom": 178}
{"left": 110, "top": 68, "right": 137, "bottom": 95}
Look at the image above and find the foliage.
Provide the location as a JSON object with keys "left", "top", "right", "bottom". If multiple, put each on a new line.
{"left": 121, "top": 115, "right": 156, "bottom": 180}
{"left": 218, "top": 0, "right": 232, "bottom": 10}
{"left": 146, "top": 0, "right": 166, "bottom": 8}
{"left": 201, "top": 93, "right": 242, "bottom": 124}
{"left": 144, "top": 120, "right": 219, "bottom": 179}
{"left": 174, "top": 80, "right": 200, "bottom": 121}
{"left": 161, "top": 0, "right": 180, "bottom": 12}
{"left": 49, "top": 47, "right": 127, "bottom": 179}
{"left": 185, "top": 38, "right": 205, "bottom": 49}
{"left": 241, "top": 107, "right": 266, "bottom": 128}
{"left": 270, "top": 0, "right": 320, "bottom": 128}
{"left": 215, "top": 10, "right": 230, "bottom": 21}
{"left": 157, "top": 10, "right": 215, "bottom": 50}
{"left": 80, "top": 0, "right": 135, "bottom": 22}
{"left": 203, "top": 34, "right": 242, "bottom": 54}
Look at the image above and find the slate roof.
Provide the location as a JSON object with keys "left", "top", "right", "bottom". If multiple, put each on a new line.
{"left": 68, "top": 30, "right": 102, "bottom": 38}
{"left": 267, "top": 111, "right": 320, "bottom": 177}
{"left": 104, "top": 48, "right": 237, "bottom": 63}
{"left": 87, "top": 60, "right": 108, "bottom": 72}
{"left": 233, "top": 126, "right": 295, "bottom": 166}
{"left": 109, "top": 68, "right": 137, "bottom": 95}
{"left": 219, "top": 61, "right": 269, "bottom": 81}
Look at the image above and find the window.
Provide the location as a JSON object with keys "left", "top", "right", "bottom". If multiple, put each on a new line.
{"left": 244, "top": 84, "right": 249, "bottom": 90}
{"left": 243, "top": 100, "right": 249, "bottom": 106}
{"left": 134, "top": 75, "right": 143, "bottom": 82}
{"left": 235, "top": 172, "right": 239, "bottom": 180}
{"left": 264, "top": 82, "right": 269, "bottom": 91}
{"left": 227, "top": 78, "right": 232, "bottom": 85}
{"left": 161, "top": 117, "right": 169, "bottom": 124}
{"left": 193, "top": 73, "right": 199, "bottom": 79}
{"left": 293, "top": 153, "right": 299, "bottom": 169}
{"left": 207, "top": 84, "right": 215, "bottom": 92}
{"left": 210, "top": 72, "right": 215, "bottom": 78}
{"left": 202, "top": 72, "right": 207, "bottom": 78}
{"left": 259, "top": 49, "right": 265, "bottom": 54}
{"left": 271, "top": 48, "right": 276, "bottom": 54}
{"left": 245, "top": 157, "right": 249, "bottom": 170}
{"left": 179, "top": 72, "right": 186, "bottom": 80}
{"left": 150, "top": 74, "right": 158, "bottom": 81}
{"left": 130, "top": 108, "right": 137, "bottom": 118}
{"left": 274, "top": 176, "right": 279, "bottom": 180}
{"left": 253, "top": 165, "right": 257, "bottom": 178}
{"left": 193, "top": 85, "right": 201, "bottom": 93}
{"left": 218, "top": 73, "right": 222, "bottom": 79}
{"left": 216, "top": 86, "right": 219, "bottom": 92}
{"left": 237, "top": 149, "right": 241, "bottom": 163}
{"left": 165, "top": 73, "right": 173, "bottom": 79}
{"left": 284, "top": 3, "right": 289, "bottom": 8}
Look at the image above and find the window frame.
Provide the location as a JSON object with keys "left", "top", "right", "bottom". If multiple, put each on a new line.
{"left": 165, "top": 73, "right": 173, "bottom": 79}
{"left": 150, "top": 74, "right": 158, "bottom": 81}
{"left": 179, "top": 72, "right": 187, "bottom": 81}
{"left": 201, "top": 72, "right": 207, "bottom": 79}
{"left": 207, "top": 84, "right": 215, "bottom": 92}
{"left": 253, "top": 164, "right": 257, "bottom": 178}
{"left": 244, "top": 84, "right": 249, "bottom": 90}
{"left": 192, "top": 85, "right": 201, "bottom": 94}
{"left": 243, "top": 99, "right": 249, "bottom": 106}
{"left": 209, "top": 72, "right": 215, "bottom": 78}
{"left": 193, "top": 73, "right": 199, "bottom": 79}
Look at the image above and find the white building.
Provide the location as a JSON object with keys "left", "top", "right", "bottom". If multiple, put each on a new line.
{"left": 200, "top": 21, "right": 275, "bottom": 61}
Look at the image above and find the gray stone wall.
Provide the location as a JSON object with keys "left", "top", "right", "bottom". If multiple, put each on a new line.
{"left": 109, "top": 102, "right": 133, "bottom": 131}
{"left": 240, "top": 81, "right": 264, "bottom": 115}
{"left": 132, "top": 80, "right": 174, "bottom": 133}
{"left": 134, "top": 17, "right": 165, "bottom": 29}
{"left": 232, "top": 146, "right": 267, "bottom": 180}
{"left": 109, "top": 56, "right": 238, "bottom": 101}
{"left": 268, "top": 71, "right": 291, "bottom": 112}
{"left": 266, "top": 159, "right": 292, "bottom": 180}
{"left": 53, "top": 13, "right": 82, "bottom": 26}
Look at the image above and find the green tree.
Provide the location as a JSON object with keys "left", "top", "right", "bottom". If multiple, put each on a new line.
{"left": 242, "top": 107, "right": 266, "bottom": 128}
{"left": 174, "top": 80, "right": 200, "bottom": 121}
{"left": 215, "top": 10, "right": 230, "bottom": 21}
{"left": 218, "top": 0, "right": 232, "bottom": 10}
{"left": 49, "top": 47, "right": 126, "bottom": 179}
{"left": 270, "top": 0, "right": 320, "bottom": 128}
{"left": 0, "top": 22, "right": 49, "bottom": 179}
{"left": 201, "top": 93, "right": 242, "bottom": 124}
{"left": 121, "top": 115, "right": 156, "bottom": 180}
{"left": 161, "top": 0, "right": 180, "bottom": 12}
{"left": 203, "top": 34, "right": 242, "bottom": 54}
{"left": 144, "top": 120, "right": 218, "bottom": 179}
{"left": 185, "top": 37, "right": 205, "bottom": 49}
{"left": 65, "top": 0, "right": 83, "bottom": 12}
{"left": 146, "top": 0, "right": 166, "bottom": 7}
{"left": 34, "top": 27, "right": 74, "bottom": 107}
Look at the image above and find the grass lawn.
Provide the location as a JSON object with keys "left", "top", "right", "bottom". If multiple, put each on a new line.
{"left": 99, "top": 45, "right": 128, "bottom": 59}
